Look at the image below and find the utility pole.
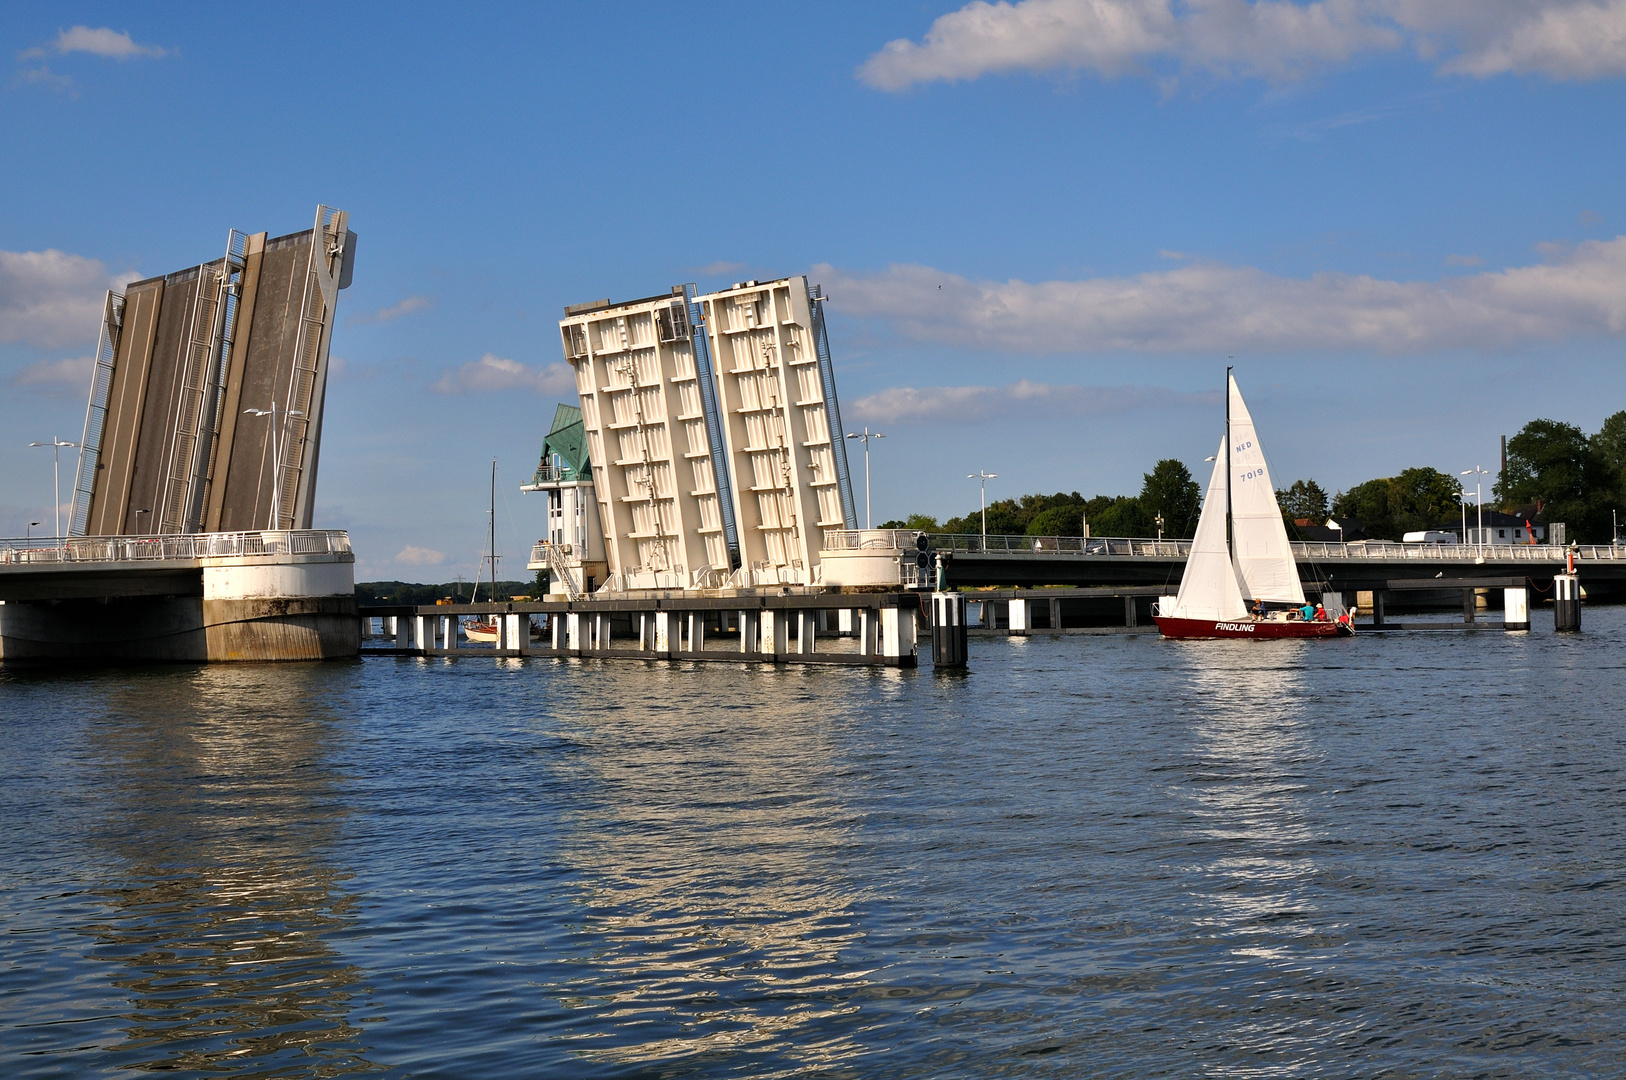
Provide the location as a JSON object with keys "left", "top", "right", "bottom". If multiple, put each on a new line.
{"left": 968, "top": 470, "right": 997, "bottom": 546}
{"left": 845, "top": 428, "right": 885, "bottom": 529}
{"left": 28, "top": 436, "right": 79, "bottom": 539}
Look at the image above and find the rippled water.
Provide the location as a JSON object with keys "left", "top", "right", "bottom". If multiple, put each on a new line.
{"left": 4, "top": 610, "right": 1625, "bottom": 1077}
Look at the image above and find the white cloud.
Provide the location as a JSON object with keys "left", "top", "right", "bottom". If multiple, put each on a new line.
{"left": 432, "top": 354, "right": 577, "bottom": 395}
{"left": 851, "top": 379, "right": 1212, "bottom": 423}
{"left": 347, "top": 295, "right": 432, "bottom": 326}
{"left": 815, "top": 237, "right": 1626, "bottom": 354}
{"left": 20, "top": 26, "right": 168, "bottom": 61}
{"left": 396, "top": 545, "right": 446, "bottom": 567}
{"left": 858, "top": 0, "right": 1626, "bottom": 89}
{"left": 11, "top": 355, "right": 93, "bottom": 397}
{"left": 0, "top": 248, "right": 127, "bottom": 349}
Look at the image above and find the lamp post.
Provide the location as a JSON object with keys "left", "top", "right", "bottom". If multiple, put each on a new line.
{"left": 27, "top": 521, "right": 40, "bottom": 541}
{"left": 244, "top": 405, "right": 303, "bottom": 529}
{"left": 845, "top": 428, "right": 885, "bottom": 529}
{"left": 132, "top": 509, "right": 150, "bottom": 535}
{"left": 968, "top": 470, "right": 997, "bottom": 546}
{"left": 1462, "top": 466, "right": 1490, "bottom": 557}
{"left": 28, "top": 436, "right": 80, "bottom": 539}
{"left": 1457, "top": 489, "right": 1470, "bottom": 549}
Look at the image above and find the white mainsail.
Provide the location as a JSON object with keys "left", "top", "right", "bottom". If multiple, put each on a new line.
{"left": 1226, "top": 375, "right": 1305, "bottom": 605}
{"left": 1169, "top": 435, "right": 1249, "bottom": 621}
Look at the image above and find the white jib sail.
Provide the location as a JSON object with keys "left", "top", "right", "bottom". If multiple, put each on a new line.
{"left": 1227, "top": 374, "right": 1306, "bottom": 605}
{"left": 1170, "top": 435, "right": 1249, "bottom": 621}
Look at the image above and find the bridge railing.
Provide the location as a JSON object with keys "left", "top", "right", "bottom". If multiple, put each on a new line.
{"left": 821, "top": 530, "right": 1621, "bottom": 562}
{"left": 0, "top": 529, "right": 352, "bottom": 566}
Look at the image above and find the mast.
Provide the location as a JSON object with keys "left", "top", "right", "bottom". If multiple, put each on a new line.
{"left": 489, "top": 458, "right": 497, "bottom": 604}
{"left": 1224, "top": 366, "right": 1233, "bottom": 557}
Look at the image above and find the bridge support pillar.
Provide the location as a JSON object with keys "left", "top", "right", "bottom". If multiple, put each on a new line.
{"left": 761, "top": 609, "right": 789, "bottom": 660}
{"left": 1008, "top": 597, "right": 1030, "bottom": 635}
{"left": 653, "top": 611, "right": 674, "bottom": 657}
{"left": 1504, "top": 587, "right": 1529, "bottom": 631}
{"left": 796, "top": 611, "right": 814, "bottom": 654}
{"left": 838, "top": 608, "right": 854, "bottom": 636}
{"left": 880, "top": 605, "right": 918, "bottom": 667}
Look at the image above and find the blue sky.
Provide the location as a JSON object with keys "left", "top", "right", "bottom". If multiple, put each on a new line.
{"left": 3, "top": 2, "right": 1624, "bottom": 579}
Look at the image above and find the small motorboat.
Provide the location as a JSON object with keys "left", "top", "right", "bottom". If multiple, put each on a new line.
{"left": 462, "top": 618, "right": 542, "bottom": 643}
{"left": 1154, "top": 369, "right": 1354, "bottom": 640}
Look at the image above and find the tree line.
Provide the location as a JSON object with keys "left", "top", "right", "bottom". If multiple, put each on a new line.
{"left": 880, "top": 410, "right": 1626, "bottom": 544}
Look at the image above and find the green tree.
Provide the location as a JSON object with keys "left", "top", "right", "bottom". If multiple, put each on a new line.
{"left": 1277, "top": 479, "right": 1329, "bottom": 521}
{"left": 1497, "top": 419, "right": 1614, "bottom": 541}
{"left": 1139, "top": 459, "right": 1201, "bottom": 538}
{"left": 1591, "top": 410, "right": 1626, "bottom": 505}
{"left": 1027, "top": 504, "right": 1086, "bottom": 536}
{"left": 1089, "top": 496, "right": 1152, "bottom": 538}
{"left": 877, "top": 513, "right": 941, "bottom": 531}
{"left": 1332, "top": 467, "right": 1460, "bottom": 540}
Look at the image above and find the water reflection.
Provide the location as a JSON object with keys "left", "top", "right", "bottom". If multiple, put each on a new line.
{"left": 1165, "top": 643, "right": 1358, "bottom": 1061}
{"left": 81, "top": 664, "right": 379, "bottom": 1076}
{"left": 541, "top": 663, "right": 875, "bottom": 1073}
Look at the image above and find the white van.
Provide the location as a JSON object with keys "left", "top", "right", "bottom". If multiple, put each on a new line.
{"left": 1402, "top": 530, "right": 1457, "bottom": 544}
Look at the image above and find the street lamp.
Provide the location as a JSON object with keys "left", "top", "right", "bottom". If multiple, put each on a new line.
{"left": 244, "top": 404, "right": 303, "bottom": 529}
{"left": 845, "top": 428, "right": 885, "bottom": 529}
{"left": 27, "top": 521, "right": 40, "bottom": 541}
{"left": 1457, "top": 489, "right": 1471, "bottom": 549}
{"left": 132, "top": 509, "right": 150, "bottom": 535}
{"left": 28, "top": 436, "right": 80, "bottom": 540}
{"left": 968, "top": 470, "right": 997, "bottom": 545}
{"left": 1461, "top": 466, "right": 1490, "bottom": 557}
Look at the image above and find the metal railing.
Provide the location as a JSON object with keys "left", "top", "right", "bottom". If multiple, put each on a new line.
{"left": 821, "top": 530, "right": 1621, "bottom": 563}
{"left": 0, "top": 529, "right": 351, "bottom": 566}
{"left": 528, "top": 465, "right": 581, "bottom": 484}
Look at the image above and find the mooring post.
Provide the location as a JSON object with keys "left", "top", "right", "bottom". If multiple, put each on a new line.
{"left": 932, "top": 592, "right": 968, "bottom": 669}
{"left": 1373, "top": 592, "right": 1386, "bottom": 628}
{"left": 1124, "top": 595, "right": 1138, "bottom": 628}
{"left": 1462, "top": 588, "right": 1475, "bottom": 624}
{"left": 1050, "top": 597, "right": 1063, "bottom": 631}
{"left": 1555, "top": 575, "right": 1581, "bottom": 632}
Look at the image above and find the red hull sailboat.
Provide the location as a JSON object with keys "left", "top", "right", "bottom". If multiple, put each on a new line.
{"left": 1153, "top": 370, "right": 1353, "bottom": 641}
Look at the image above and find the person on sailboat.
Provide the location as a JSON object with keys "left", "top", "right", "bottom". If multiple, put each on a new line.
{"left": 1252, "top": 598, "right": 1267, "bottom": 619}
{"left": 1314, "top": 603, "right": 1328, "bottom": 621}
{"left": 1298, "top": 602, "right": 1316, "bottom": 621}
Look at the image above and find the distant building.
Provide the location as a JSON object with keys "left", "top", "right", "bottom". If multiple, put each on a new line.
{"left": 1294, "top": 516, "right": 1368, "bottom": 543}
{"left": 1465, "top": 509, "right": 1544, "bottom": 545}
{"left": 521, "top": 404, "right": 607, "bottom": 597}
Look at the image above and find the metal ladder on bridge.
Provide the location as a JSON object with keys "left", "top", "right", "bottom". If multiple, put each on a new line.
{"left": 544, "top": 542, "right": 585, "bottom": 601}
{"left": 156, "top": 231, "right": 247, "bottom": 533}
{"left": 271, "top": 207, "right": 345, "bottom": 529}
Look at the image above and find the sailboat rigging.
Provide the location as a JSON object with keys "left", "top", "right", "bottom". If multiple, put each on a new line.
{"left": 1153, "top": 370, "right": 1353, "bottom": 639}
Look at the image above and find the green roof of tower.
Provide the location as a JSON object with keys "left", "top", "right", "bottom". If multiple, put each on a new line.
{"left": 534, "top": 403, "right": 588, "bottom": 483}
